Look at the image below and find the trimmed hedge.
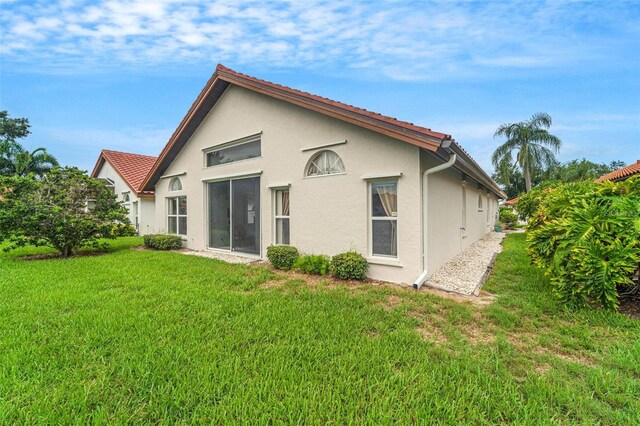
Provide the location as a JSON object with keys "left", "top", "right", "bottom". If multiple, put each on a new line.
{"left": 330, "top": 251, "right": 368, "bottom": 280}
{"left": 294, "top": 254, "right": 331, "bottom": 275}
{"left": 143, "top": 234, "right": 183, "bottom": 250}
{"left": 266, "top": 245, "right": 299, "bottom": 270}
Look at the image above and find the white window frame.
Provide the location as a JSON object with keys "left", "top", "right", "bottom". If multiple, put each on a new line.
{"left": 305, "top": 150, "right": 346, "bottom": 178}
{"left": 368, "top": 179, "right": 399, "bottom": 259}
{"left": 478, "top": 192, "right": 483, "bottom": 212}
{"left": 203, "top": 134, "right": 262, "bottom": 168}
{"left": 167, "top": 196, "right": 187, "bottom": 236}
{"left": 273, "top": 187, "right": 291, "bottom": 245}
{"left": 169, "top": 177, "right": 182, "bottom": 191}
{"left": 122, "top": 192, "right": 131, "bottom": 203}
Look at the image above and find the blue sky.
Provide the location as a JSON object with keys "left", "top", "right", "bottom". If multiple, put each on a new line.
{"left": 1, "top": 0, "right": 639, "bottom": 174}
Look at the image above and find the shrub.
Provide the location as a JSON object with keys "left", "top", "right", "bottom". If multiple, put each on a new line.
{"left": 331, "top": 251, "right": 368, "bottom": 280}
{"left": 266, "top": 245, "right": 299, "bottom": 270}
{"left": 111, "top": 223, "right": 137, "bottom": 237}
{"left": 526, "top": 176, "right": 640, "bottom": 310}
{"left": 0, "top": 168, "right": 129, "bottom": 257}
{"left": 499, "top": 207, "right": 518, "bottom": 229}
{"left": 143, "top": 234, "right": 183, "bottom": 250}
{"left": 294, "top": 254, "right": 331, "bottom": 275}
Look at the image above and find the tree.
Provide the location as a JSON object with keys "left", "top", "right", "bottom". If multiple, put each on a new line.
{"left": 548, "top": 158, "right": 625, "bottom": 183}
{"left": 0, "top": 167, "right": 129, "bottom": 257}
{"left": 0, "top": 110, "right": 59, "bottom": 177}
{"left": 492, "top": 112, "right": 561, "bottom": 192}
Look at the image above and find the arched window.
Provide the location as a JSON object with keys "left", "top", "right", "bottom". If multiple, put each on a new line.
{"left": 305, "top": 150, "right": 345, "bottom": 177}
{"left": 478, "top": 193, "right": 483, "bottom": 211}
{"left": 169, "top": 177, "right": 182, "bottom": 191}
{"left": 122, "top": 193, "right": 130, "bottom": 202}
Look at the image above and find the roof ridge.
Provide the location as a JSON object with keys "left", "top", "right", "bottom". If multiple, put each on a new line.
{"left": 215, "top": 64, "right": 446, "bottom": 139}
{"left": 102, "top": 149, "right": 158, "bottom": 159}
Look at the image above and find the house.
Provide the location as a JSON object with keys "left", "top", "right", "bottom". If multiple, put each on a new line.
{"left": 139, "top": 64, "right": 506, "bottom": 287}
{"left": 91, "top": 149, "right": 158, "bottom": 235}
{"left": 596, "top": 160, "right": 640, "bottom": 182}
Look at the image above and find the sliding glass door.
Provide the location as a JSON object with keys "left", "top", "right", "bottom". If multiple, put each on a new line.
{"left": 207, "top": 176, "right": 260, "bottom": 255}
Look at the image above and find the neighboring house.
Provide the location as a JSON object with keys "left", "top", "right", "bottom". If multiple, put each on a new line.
{"left": 139, "top": 64, "right": 506, "bottom": 287}
{"left": 596, "top": 160, "right": 640, "bottom": 182}
{"left": 91, "top": 149, "right": 158, "bottom": 235}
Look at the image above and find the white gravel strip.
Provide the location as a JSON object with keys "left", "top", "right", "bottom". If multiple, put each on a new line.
{"left": 179, "top": 249, "right": 257, "bottom": 264}
{"left": 424, "top": 232, "right": 506, "bottom": 295}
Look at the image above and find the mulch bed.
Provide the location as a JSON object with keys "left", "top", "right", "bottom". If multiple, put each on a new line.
{"left": 618, "top": 297, "right": 640, "bottom": 319}
{"left": 20, "top": 251, "right": 108, "bottom": 261}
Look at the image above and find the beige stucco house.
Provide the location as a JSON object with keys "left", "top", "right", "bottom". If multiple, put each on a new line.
{"left": 91, "top": 149, "right": 157, "bottom": 235}
{"left": 139, "top": 65, "right": 506, "bottom": 288}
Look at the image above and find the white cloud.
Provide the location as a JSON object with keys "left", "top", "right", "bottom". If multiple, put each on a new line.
{"left": 2, "top": 0, "right": 638, "bottom": 79}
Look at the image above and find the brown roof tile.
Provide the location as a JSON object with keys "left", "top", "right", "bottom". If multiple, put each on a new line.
{"left": 92, "top": 150, "right": 158, "bottom": 196}
{"left": 596, "top": 160, "right": 640, "bottom": 182}
{"left": 216, "top": 64, "right": 451, "bottom": 141}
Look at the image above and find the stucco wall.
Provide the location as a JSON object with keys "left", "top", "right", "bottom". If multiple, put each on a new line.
{"left": 153, "top": 84, "right": 423, "bottom": 284}
{"left": 421, "top": 151, "right": 499, "bottom": 276}
{"left": 95, "top": 161, "right": 155, "bottom": 235}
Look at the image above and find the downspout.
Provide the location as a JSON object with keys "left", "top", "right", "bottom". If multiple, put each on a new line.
{"left": 413, "top": 140, "right": 457, "bottom": 290}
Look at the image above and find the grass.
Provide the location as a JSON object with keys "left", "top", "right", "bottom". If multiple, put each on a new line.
{"left": 1, "top": 235, "right": 638, "bottom": 424}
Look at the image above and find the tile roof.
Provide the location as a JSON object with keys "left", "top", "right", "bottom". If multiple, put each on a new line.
{"left": 216, "top": 64, "right": 451, "bottom": 141}
{"left": 141, "top": 64, "right": 505, "bottom": 198}
{"left": 504, "top": 197, "right": 519, "bottom": 206}
{"left": 596, "top": 160, "right": 640, "bottom": 182}
{"left": 92, "top": 150, "right": 158, "bottom": 196}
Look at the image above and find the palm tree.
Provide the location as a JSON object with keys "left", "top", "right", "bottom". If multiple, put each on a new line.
{"left": 0, "top": 143, "right": 59, "bottom": 177}
{"left": 492, "top": 112, "right": 561, "bottom": 192}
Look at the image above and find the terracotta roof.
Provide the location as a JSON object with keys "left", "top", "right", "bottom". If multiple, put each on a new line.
{"left": 596, "top": 160, "right": 640, "bottom": 182}
{"left": 216, "top": 64, "right": 451, "bottom": 141}
{"left": 141, "top": 64, "right": 505, "bottom": 198}
{"left": 504, "top": 197, "right": 519, "bottom": 206}
{"left": 91, "top": 150, "right": 158, "bottom": 196}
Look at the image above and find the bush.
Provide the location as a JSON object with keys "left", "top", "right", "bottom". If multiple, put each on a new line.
{"left": 499, "top": 207, "right": 518, "bottom": 229}
{"left": 294, "top": 254, "right": 331, "bottom": 275}
{"left": 0, "top": 168, "right": 129, "bottom": 257}
{"left": 111, "top": 223, "right": 137, "bottom": 237}
{"left": 266, "top": 245, "right": 299, "bottom": 270}
{"left": 526, "top": 176, "right": 640, "bottom": 310}
{"left": 330, "top": 251, "right": 368, "bottom": 280}
{"left": 143, "top": 234, "right": 183, "bottom": 250}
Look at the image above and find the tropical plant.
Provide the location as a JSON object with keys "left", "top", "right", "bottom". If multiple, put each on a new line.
{"left": 0, "top": 110, "right": 58, "bottom": 177}
{"left": 492, "top": 112, "right": 561, "bottom": 192}
{"left": 525, "top": 177, "right": 640, "bottom": 310}
{"left": 498, "top": 207, "right": 518, "bottom": 229}
{"left": 294, "top": 254, "right": 331, "bottom": 275}
{"left": 548, "top": 158, "right": 625, "bottom": 183}
{"left": 0, "top": 167, "right": 129, "bottom": 257}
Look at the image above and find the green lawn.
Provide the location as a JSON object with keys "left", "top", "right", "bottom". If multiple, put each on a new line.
{"left": 1, "top": 235, "right": 638, "bottom": 424}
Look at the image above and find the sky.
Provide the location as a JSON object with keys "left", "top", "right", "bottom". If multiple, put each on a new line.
{"left": 1, "top": 0, "right": 639, "bottom": 175}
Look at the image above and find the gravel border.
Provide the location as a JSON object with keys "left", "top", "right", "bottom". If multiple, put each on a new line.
{"left": 423, "top": 232, "right": 506, "bottom": 295}
{"left": 178, "top": 249, "right": 257, "bottom": 264}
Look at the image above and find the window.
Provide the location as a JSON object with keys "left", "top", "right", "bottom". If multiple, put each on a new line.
{"left": 167, "top": 196, "right": 187, "bottom": 236}
{"left": 478, "top": 193, "right": 483, "bottom": 212}
{"left": 206, "top": 139, "right": 261, "bottom": 167}
{"left": 306, "top": 150, "right": 345, "bottom": 177}
{"left": 370, "top": 180, "right": 397, "bottom": 257}
{"left": 274, "top": 189, "right": 290, "bottom": 245}
{"left": 122, "top": 193, "right": 130, "bottom": 203}
{"left": 169, "top": 177, "right": 182, "bottom": 191}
